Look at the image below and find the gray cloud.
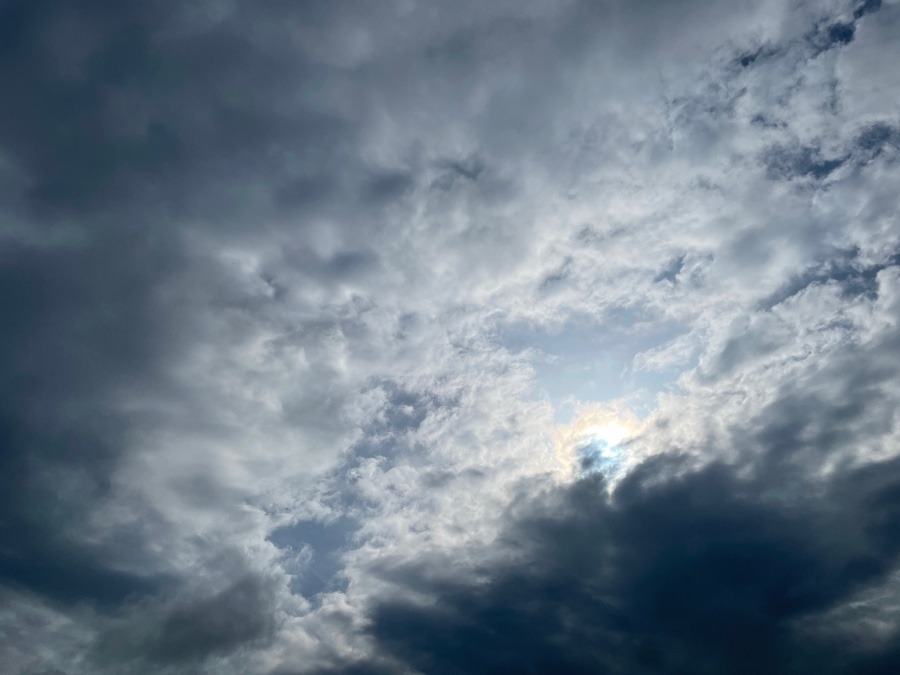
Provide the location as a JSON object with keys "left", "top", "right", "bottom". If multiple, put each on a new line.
{"left": 361, "top": 304, "right": 900, "bottom": 674}
{"left": 93, "top": 573, "right": 279, "bottom": 668}
{"left": 364, "top": 456, "right": 900, "bottom": 674}
{"left": 1, "top": 0, "right": 899, "bottom": 673}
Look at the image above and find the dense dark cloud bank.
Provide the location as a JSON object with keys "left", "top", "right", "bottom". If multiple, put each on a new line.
{"left": 1, "top": 1, "right": 899, "bottom": 673}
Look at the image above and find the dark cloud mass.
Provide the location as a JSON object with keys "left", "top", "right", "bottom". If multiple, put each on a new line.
{"left": 1, "top": 1, "right": 899, "bottom": 673}
{"left": 368, "top": 450, "right": 900, "bottom": 674}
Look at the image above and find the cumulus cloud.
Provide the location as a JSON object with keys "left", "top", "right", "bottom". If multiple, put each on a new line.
{"left": 0, "top": 0, "right": 898, "bottom": 673}
{"left": 360, "top": 269, "right": 900, "bottom": 674}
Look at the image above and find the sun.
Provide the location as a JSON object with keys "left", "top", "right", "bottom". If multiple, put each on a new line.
{"left": 555, "top": 405, "right": 641, "bottom": 478}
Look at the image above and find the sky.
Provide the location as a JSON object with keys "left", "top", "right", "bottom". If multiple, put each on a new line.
{"left": 1, "top": 0, "right": 899, "bottom": 673}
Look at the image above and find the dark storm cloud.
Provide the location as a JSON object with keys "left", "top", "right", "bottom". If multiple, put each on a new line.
{"left": 0, "top": 232, "right": 189, "bottom": 607}
{"left": 355, "top": 309, "right": 900, "bottom": 674}
{"left": 0, "top": 0, "right": 370, "bottom": 618}
{"left": 363, "top": 445, "right": 900, "bottom": 674}
{"left": 0, "top": 0, "right": 388, "bottom": 245}
{"left": 93, "top": 573, "right": 279, "bottom": 667}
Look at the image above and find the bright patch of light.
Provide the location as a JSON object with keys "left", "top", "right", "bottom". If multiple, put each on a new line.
{"left": 555, "top": 405, "right": 642, "bottom": 479}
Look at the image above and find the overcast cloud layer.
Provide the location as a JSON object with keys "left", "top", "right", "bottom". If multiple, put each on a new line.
{"left": 1, "top": 1, "right": 899, "bottom": 673}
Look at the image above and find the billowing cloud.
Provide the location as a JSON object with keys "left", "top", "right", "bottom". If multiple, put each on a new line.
{"left": 362, "top": 271, "right": 900, "bottom": 673}
{"left": 0, "top": 0, "right": 898, "bottom": 673}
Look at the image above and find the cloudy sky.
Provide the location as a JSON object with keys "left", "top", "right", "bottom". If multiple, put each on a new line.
{"left": 1, "top": 0, "right": 899, "bottom": 673}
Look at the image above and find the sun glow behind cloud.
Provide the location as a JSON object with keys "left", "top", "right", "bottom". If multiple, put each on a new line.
{"left": 555, "top": 405, "right": 643, "bottom": 479}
